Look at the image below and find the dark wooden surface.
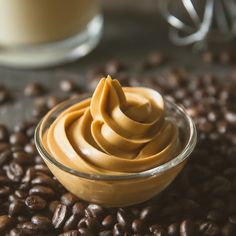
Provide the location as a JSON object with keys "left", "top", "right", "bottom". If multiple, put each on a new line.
{"left": 0, "top": 4, "right": 235, "bottom": 126}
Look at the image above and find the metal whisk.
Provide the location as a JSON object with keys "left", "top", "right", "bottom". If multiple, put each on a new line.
{"left": 159, "top": 0, "right": 236, "bottom": 46}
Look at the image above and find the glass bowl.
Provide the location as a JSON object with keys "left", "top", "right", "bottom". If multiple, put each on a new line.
{"left": 35, "top": 95, "right": 197, "bottom": 207}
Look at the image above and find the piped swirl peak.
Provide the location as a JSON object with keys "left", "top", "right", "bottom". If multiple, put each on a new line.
{"left": 43, "top": 76, "right": 180, "bottom": 175}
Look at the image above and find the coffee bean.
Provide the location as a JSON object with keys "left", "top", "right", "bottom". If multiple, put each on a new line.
{"left": 32, "top": 104, "right": 48, "bottom": 118}
{"left": 61, "top": 192, "right": 78, "bottom": 207}
{"left": 18, "top": 216, "right": 29, "bottom": 224}
{"left": 105, "top": 61, "right": 124, "bottom": 75}
{"left": 117, "top": 209, "right": 131, "bottom": 227}
{"left": 225, "top": 112, "right": 236, "bottom": 124}
{"left": 9, "top": 228, "right": 24, "bottom": 236}
{"left": 26, "top": 126, "right": 37, "bottom": 139}
{"left": 0, "top": 125, "right": 9, "bottom": 141}
{"left": 25, "top": 195, "right": 46, "bottom": 210}
{"left": 6, "top": 162, "right": 24, "bottom": 182}
{"left": 77, "top": 217, "right": 86, "bottom": 229}
{"left": 229, "top": 215, "right": 236, "bottom": 225}
{"left": 46, "top": 96, "right": 61, "bottom": 109}
{"left": 0, "top": 87, "right": 10, "bottom": 104}
{"left": 31, "top": 175, "right": 56, "bottom": 189}
{"left": 153, "top": 228, "right": 167, "bottom": 236}
{"left": 22, "top": 221, "right": 39, "bottom": 235}
{"left": 149, "top": 225, "right": 164, "bottom": 233}
{"left": 63, "top": 214, "right": 80, "bottom": 232}
{"left": 72, "top": 202, "right": 86, "bottom": 217}
{"left": 140, "top": 206, "right": 154, "bottom": 221}
{"left": 219, "top": 51, "right": 232, "bottom": 64}
{"left": 86, "top": 204, "right": 104, "bottom": 219}
{"left": 0, "top": 150, "right": 12, "bottom": 166}
{"left": 9, "top": 200, "right": 24, "bottom": 216}
{"left": 59, "top": 230, "right": 80, "bottom": 236}
{"left": 167, "top": 223, "right": 179, "bottom": 236}
{"left": 132, "top": 219, "right": 146, "bottom": 233}
{"left": 52, "top": 204, "right": 69, "bottom": 229}
{"left": 102, "top": 215, "right": 114, "bottom": 229}
{"left": 99, "top": 230, "right": 113, "bottom": 236}
{"left": 85, "top": 217, "right": 99, "bottom": 232}
{"left": 22, "top": 168, "right": 35, "bottom": 183}
{"left": 0, "top": 175, "right": 9, "bottom": 184}
{"left": 207, "top": 210, "right": 225, "bottom": 222}
{"left": 0, "top": 185, "right": 10, "bottom": 197}
{"left": 146, "top": 52, "right": 164, "bottom": 68}
{"left": 60, "top": 80, "right": 77, "bottom": 92}
{"left": 180, "top": 219, "right": 195, "bottom": 236}
{"left": 78, "top": 227, "right": 94, "bottom": 236}
{"left": 113, "top": 223, "right": 125, "bottom": 236}
{"left": 13, "top": 151, "right": 33, "bottom": 165}
{"left": 29, "top": 185, "right": 55, "bottom": 198}
{"left": 0, "top": 215, "right": 14, "bottom": 232}
{"left": 24, "top": 143, "right": 37, "bottom": 155}
{"left": 31, "top": 215, "right": 51, "bottom": 231}
{"left": 34, "top": 164, "right": 52, "bottom": 175}
{"left": 0, "top": 142, "right": 10, "bottom": 153}
{"left": 10, "top": 132, "right": 28, "bottom": 145}
{"left": 222, "top": 223, "right": 236, "bottom": 236}
{"left": 49, "top": 200, "right": 60, "bottom": 214}
{"left": 24, "top": 82, "right": 45, "bottom": 97}
{"left": 202, "top": 51, "right": 214, "bottom": 63}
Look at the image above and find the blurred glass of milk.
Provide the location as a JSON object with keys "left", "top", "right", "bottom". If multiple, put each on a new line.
{"left": 0, "top": 0, "right": 103, "bottom": 68}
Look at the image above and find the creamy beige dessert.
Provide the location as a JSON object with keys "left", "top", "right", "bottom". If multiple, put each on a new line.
{"left": 39, "top": 76, "right": 184, "bottom": 206}
{"left": 0, "top": 0, "right": 99, "bottom": 46}
{"left": 43, "top": 76, "right": 179, "bottom": 175}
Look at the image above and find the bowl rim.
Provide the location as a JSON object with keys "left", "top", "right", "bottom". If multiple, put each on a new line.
{"left": 34, "top": 94, "right": 197, "bottom": 181}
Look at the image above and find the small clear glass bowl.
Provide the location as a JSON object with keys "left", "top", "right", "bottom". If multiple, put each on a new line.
{"left": 35, "top": 95, "right": 197, "bottom": 207}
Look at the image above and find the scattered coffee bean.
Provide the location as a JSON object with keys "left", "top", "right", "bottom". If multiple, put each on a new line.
{"left": 31, "top": 215, "right": 51, "bottom": 231}
{"left": 180, "top": 219, "right": 195, "bottom": 236}
{"left": 102, "top": 215, "right": 114, "bottom": 229}
{"left": 0, "top": 88, "right": 10, "bottom": 104}
{"left": 0, "top": 124, "right": 9, "bottom": 141}
{"left": 6, "top": 162, "right": 24, "bottom": 182}
{"left": 99, "top": 230, "right": 113, "bottom": 236}
{"left": 60, "top": 80, "right": 77, "bottom": 92}
{"left": 59, "top": 230, "right": 80, "bottom": 236}
{"left": 63, "top": 214, "right": 80, "bottom": 232}
{"left": 9, "top": 200, "right": 24, "bottom": 216}
{"left": 168, "top": 223, "right": 179, "bottom": 236}
{"left": 72, "top": 202, "right": 86, "bottom": 217}
{"left": 222, "top": 223, "right": 236, "bottom": 236}
{"left": 140, "top": 206, "right": 154, "bottom": 221}
{"left": 86, "top": 204, "right": 104, "bottom": 219}
{"left": 52, "top": 204, "right": 69, "bottom": 229}
{"left": 25, "top": 195, "right": 46, "bottom": 210}
{"left": 22, "top": 221, "right": 39, "bottom": 235}
{"left": 113, "top": 223, "right": 125, "bottom": 236}
{"left": 202, "top": 51, "right": 214, "bottom": 63}
{"left": 132, "top": 219, "right": 146, "bottom": 233}
{"left": 117, "top": 209, "right": 131, "bottom": 227}
{"left": 78, "top": 227, "right": 94, "bottom": 236}
{"left": 105, "top": 61, "right": 124, "bottom": 75}
{"left": 24, "top": 82, "right": 45, "bottom": 97}
{"left": 31, "top": 175, "right": 56, "bottom": 189}
{"left": 10, "top": 132, "right": 28, "bottom": 145}
{"left": 13, "top": 151, "right": 33, "bottom": 165}
{"left": 0, "top": 215, "right": 14, "bottom": 232}
{"left": 61, "top": 192, "right": 78, "bottom": 207}
{"left": 29, "top": 185, "right": 55, "bottom": 198}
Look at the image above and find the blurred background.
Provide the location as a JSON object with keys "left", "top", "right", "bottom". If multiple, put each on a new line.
{"left": 0, "top": 0, "right": 236, "bottom": 124}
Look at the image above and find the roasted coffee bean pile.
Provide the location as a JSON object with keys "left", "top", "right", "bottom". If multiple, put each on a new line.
{"left": 0, "top": 59, "right": 236, "bottom": 235}
{"left": 202, "top": 50, "right": 236, "bottom": 64}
